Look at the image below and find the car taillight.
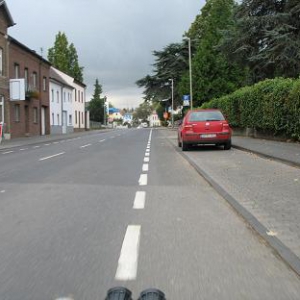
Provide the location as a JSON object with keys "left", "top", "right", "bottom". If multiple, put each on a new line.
{"left": 184, "top": 125, "right": 193, "bottom": 130}
{"left": 222, "top": 123, "right": 230, "bottom": 131}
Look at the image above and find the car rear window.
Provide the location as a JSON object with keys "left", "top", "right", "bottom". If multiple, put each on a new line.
{"left": 188, "top": 111, "right": 225, "bottom": 122}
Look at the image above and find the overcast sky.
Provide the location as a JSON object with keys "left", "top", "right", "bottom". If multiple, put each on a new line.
{"left": 6, "top": 0, "right": 205, "bottom": 108}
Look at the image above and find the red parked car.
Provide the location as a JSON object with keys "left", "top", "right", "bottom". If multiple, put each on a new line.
{"left": 177, "top": 109, "right": 232, "bottom": 151}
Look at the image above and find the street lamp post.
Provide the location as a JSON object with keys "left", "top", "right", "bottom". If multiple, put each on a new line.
{"left": 186, "top": 37, "right": 193, "bottom": 110}
{"left": 169, "top": 79, "right": 174, "bottom": 128}
{"left": 103, "top": 96, "right": 107, "bottom": 126}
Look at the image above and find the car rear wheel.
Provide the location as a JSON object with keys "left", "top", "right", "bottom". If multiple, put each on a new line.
{"left": 182, "top": 141, "right": 188, "bottom": 151}
{"left": 178, "top": 136, "right": 182, "bottom": 147}
{"left": 224, "top": 140, "right": 232, "bottom": 150}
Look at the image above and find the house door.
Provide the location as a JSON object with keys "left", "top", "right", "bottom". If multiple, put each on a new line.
{"left": 62, "top": 110, "right": 67, "bottom": 134}
{"left": 41, "top": 107, "right": 46, "bottom": 135}
{"left": 25, "top": 105, "right": 29, "bottom": 135}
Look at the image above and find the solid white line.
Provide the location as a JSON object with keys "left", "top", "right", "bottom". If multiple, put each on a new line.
{"left": 144, "top": 157, "right": 150, "bottom": 163}
{"left": 80, "top": 144, "right": 91, "bottom": 148}
{"left": 115, "top": 225, "right": 141, "bottom": 281}
{"left": 39, "top": 152, "right": 65, "bottom": 161}
{"left": 133, "top": 191, "right": 146, "bottom": 209}
{"left": 139, "top": 174, "right": 147, "bottom": 186}
{"left": 2, "top": 151, "right": 14, "bottom": 154}
{"left": 142, "top": 164, "right": 149, "bottom": 172}
{"left": 99, "top": 139, "right": 106, "bottom": 142}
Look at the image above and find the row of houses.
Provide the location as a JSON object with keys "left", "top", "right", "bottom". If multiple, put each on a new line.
{"left": 0, "top": 1, "right": 89, "bottom": 140}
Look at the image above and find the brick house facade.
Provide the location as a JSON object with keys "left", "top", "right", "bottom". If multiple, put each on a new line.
{"left": 8, "top": 37, "right": 51, "bottom": 138}
{"left": 0, "top": 0, "right": 15, "bottom": 137}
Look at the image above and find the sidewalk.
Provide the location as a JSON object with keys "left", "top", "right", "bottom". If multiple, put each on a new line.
{"left": 163, "top": 128, "right": 300, "bottom": 276}
{"left": 232, "top": 135, "right": 300, "bottom": 168}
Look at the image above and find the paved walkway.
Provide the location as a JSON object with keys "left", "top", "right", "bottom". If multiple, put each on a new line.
{"left": 232, "top": 136, "right": 300, "bottom": 167}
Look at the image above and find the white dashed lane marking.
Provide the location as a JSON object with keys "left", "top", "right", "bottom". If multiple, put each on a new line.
{"left": 133, "top": 191, "right": 146, "bottom": 209}
{"left": 2, "top": 151, "right": 14, "bottom": 155}
{"left": 142, "top": 164, "right": 149, "bottom": 172}
{"left": 39, "top": 152, "right": 65, "bottom": 161}
{"left": 115, "top": 225, "right": 141, "bottom": 281}
{"left": 80, "top": 144, "right": 92, "bottom": 148}
{"left": 138, "top": 174, "right": 147, "bottom": 186}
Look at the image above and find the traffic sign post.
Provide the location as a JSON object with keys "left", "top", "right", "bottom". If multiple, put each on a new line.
{"left": 183, "top": 95, "right": 190, "bottom": 107}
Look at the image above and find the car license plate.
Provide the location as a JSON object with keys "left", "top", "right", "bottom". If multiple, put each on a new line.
{"left": 201, "top": 134, "right": 216, "bottom": 138}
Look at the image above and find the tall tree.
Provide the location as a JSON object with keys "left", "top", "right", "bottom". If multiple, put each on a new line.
{"left": 184, "top": 0, "right": 246, "bottom": 107}
{"left": 88, "top": 79, "right": 104, "bottom": 123}
{"left": 136, "top": 43, "right": 187, "bottom": 107}
{"left": 69, "top": 43, "right": 84, "bottom": 82}
{"left": 220, "top": 0, "right": 300, "bottom": 83}
{"left": 133, "top": 101, "right": 153, "bottom": 121}
{"left": 48, "top": 32, "right": 84, "bottom": 82}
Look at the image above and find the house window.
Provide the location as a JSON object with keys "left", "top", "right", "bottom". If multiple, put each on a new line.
{"left": 14, "top": 64, "right": 20, "bottom": 78}
{"left": 14, "top": 104, "right": 20, "bottom": 122}
{"left": 75, "top": 110, "right": 77, "bottom": 124}
{"left": 52, "top": 113, "right": 54, "bottom": 125}
{"left": 75, "top": 89, "right": 77, "bottom": 101}
{"left": 33, "top": 107, "right": 38, "bottom": 123}
{"left": 0, "top": 48, "right": 3, "bottom": 76}
{"left": 32, "top": 72, "right": 37, "bottom": 89}
{"left": 57, "top": 113, "right": 60, "bottom": 125}
{"left": 56, "top": 91, "right": 59, "bottom": 103}
{"left": 69, "top": 114, "right": 72, "bottom": 125}
{"left": 82, "top": 112, "right": 84, "bottom": 124}
{"left": 51, "top": 89, "right": 54, "bottom": 102}
{"left": 81, "top": 91, "right": 84, "bottom": 103}
{"left": 64, "top": 92, "right": 66, "bottom": 102}
{"left": 24, "top": 68, "right": 29, "bottom": 91}
{"left": 78, "top": 90, "right": 80, "bottom": 102}
{"left": 43, "top": 77, "right": 47, "bottom": 91}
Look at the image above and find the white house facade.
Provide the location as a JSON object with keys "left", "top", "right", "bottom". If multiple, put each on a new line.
{"left": 148, "top": 110, "right": 161, "bottom": 127}
{"left": 73, "top": 80, "right": 86, "bottom": 131}
{"left": 52, "top": 69, "right": 87, "bottom": 132}
{"left": 49, "top": 67, "right": 74, "bottom": 134}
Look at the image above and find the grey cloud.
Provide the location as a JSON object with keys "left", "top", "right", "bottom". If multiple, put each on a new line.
{"left": 7, "top": 0, "right": 205, "bottom": 107}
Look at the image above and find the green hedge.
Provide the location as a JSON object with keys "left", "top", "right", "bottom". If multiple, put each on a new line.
{"left": 201, "top": 77, "right": 300, "bottom": 140}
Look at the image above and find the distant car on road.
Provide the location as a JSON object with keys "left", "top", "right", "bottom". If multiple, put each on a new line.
{"left": 177, "top": 109, "right": 232, "bottom": 151}
{"left": 141, "top": 122, "right": 148, "bottom": 128}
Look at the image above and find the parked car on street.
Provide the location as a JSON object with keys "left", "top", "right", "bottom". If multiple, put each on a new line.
{"left": 177, "top": 109, "right": 232, "bottom": 151}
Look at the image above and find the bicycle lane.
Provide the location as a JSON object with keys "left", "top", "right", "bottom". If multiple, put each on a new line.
{"left": 163, "top": 129, "right": 300, "bottom": 277}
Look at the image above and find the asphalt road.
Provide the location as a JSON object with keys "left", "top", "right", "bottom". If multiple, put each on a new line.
{"left": 0, "top": 128, "right": 300, "bottom": 300}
